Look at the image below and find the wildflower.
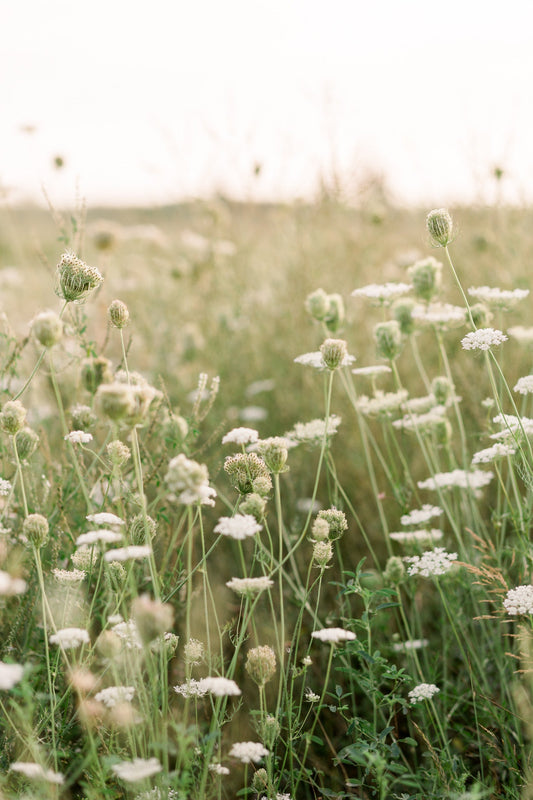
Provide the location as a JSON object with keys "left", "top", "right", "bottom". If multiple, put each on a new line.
{"left": 431, "top": 376, "right": 454, "bottom": 405}
{"left": 472, "top": 442, "right": 516, "bottom": 464}
{"left": 389, "top": 529, "right": 443, "bottom": 545}
{"left": 317, "top": 508, "right": 348, "bottom": 537}
{"left": 383, "top": 556, "right": 406, "bottom": 584}
{"left": 65, "top": 430, "right": 93, "bottom": 444}
{"left": 245, "top": 645, "right": 277, "bottom": 687}
{"left": 71, "top": 546, "right": 99, "bottom": 571}
{"left": 81, "top": 356, "right": 113, "bottom": 394}
{"left": 0, "top": 478, "right": 12, "bottom": 495}
{"left": 49, "top": 627, "right": 90, "bottom": 649}
{"left": 461, "top": 328, "right": 508, "bottom": 351}
{"left": 374, "top": 320, "right": 403, "bottom": 361}
{"left": 95, "top": 686, "right": 135, "bottom": 708}
{"left": 199, "top": 676, "right": 241, "bottom": 696}
{"left": 355, "top": 389, "right": 408, "bottom": 417}
{"left": 76, "top": 530, "right": 123, "bottom": 546}
{"left": 319, "top": 338, "right": 349, "bottom": 370}
{"left": 311, "top": 627, "right": 356, "bottom": 644}
{"left": 352, "top": 365, "right": 392, "bottom": 377}
{"left": 401, "top": 505, "right": 443, "bottom": 526}
{"left": 239, "top": 492, "right": 267, "bottom": 520}
{"left": 55, "top": 250, "right": 103, "bottom": 303}
{"left": 503, "top": 585, "right": 533, "bottom": 615}
{"left": 305, "top": 688, "right": 320, "bottom": 702}
{"left": 165, "top": 453, "right": 216, "bottom": 506}
{"left": 214, "top": 514, "right": 262, "bottom": 540}
{"left": 408, "top": 257, "right": 442, "bottom": 302}
{"left": 229, "top": 742, "right": 269, "bottom": 764}
{"left": 184, "top": 638, "right": 204, "bottom": 664}
{"left": 313, "top": 539, "right": 333, "bottom": 568}
{"left": 107, "top": 439, "right": 131, "bottom": 467}
{"left": 103, "top": 545, "right": 151, "bottom": 562}
{"left": 174, "top": 679, "right": 207, "bottom": 698}
{"left": 408, "top": 683, "right": 440, "bottom": 703}
{"left": 470, "top": 302, "right": 493, "bottom": 328}
{"left": 305, "top": 288, "right": 330, "bottom": 319}
{"left": 87, "top": 511, "right": 125, "bottom": 527}
{"left": 225, "top": 576, "right": 274, "bottom": 595}
{"left": 426, "top": 207, "right": 453, "bottom": 246}
{"left": 508, "top": 326, "right": 533, "bottom": 345}
{"left": 468, "top": 285, "right": 529, "bottom": 308}
{"left": 351, "top": 282, "right": 411, "bottom": 303}
{"left": 129, "top": 513, "right": 157, "bottom": 544}
{"left": 97, "top": 382, "right": 136, "bottom": 421}
{"left": 111, "top": 619, "right": 143, "bottom": 649}
{"left": 294, "top": 350, "right": 355, "bottom": 370}
{"left": 14, "top": 426, "right": 39, "bottom": 462}
{"left": 70, "top": 404, "right": 97, "bottom": 431}
{"left": 412, "top": 303, "right": 466, "bottom": 327}
{"left": 286, "top": 415, "right": 341, "bottom": 445}
{"left": 514, "top": 376, "right": 533, "bottom": 394}
{"left": 404, "top": 547, "right": 458, "bottom": 577}
{"left": 311, "top": 517, "right": 330, "bottom": 541}
{"left": 392, "top": 406, "right": 447, "bottom": 432}
{"left": 209, "top": 762, "right": 230, "bottom": 775}
{"left": 0, "top": 400, "right": 26, "bottom": 435}
{"left": 23, "top": 514, "right": 49, "bottom": 548}
{"left": 10, "top": 762, "right": 64, "bottom": 784}
{"left": 52, "top": 568, "right": 86, "bottom": 583}
{"left": 108, "top": 299, "right": 130, "bottom": 328}
{"left": 392, "top": 638, "right": 429, "bottom": 652}
{"left": 302, "top": 655, "right": 312, "bottom": 666}
{"left": 418, "top": 469, "right": 493, "bottom": 492}
{"left": 323, "top": 293, "right": 344, "bottom": 332}
{"left": 131, "top": 595, "right": 174, "bottom": 643}
{"left": 111, "top": 758, "right": 162, "bottom": 782}
{"left": 0, "top": 662, "right": 24, "bottom": 689}
{"left": 392, "top": 298, "right": 417, "bottom": 335}
{"left": 256, "top": 436, "right": 290, "bottom": 473}
{"left": 222, "top": 427, "right": 259, "bottom": 445}
{"left": 31, "top": 310, "right": 63, "bottom": 347}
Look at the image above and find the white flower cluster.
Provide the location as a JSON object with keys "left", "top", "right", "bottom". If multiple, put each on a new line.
{"left": 104, "top": 545, "right": 152, "bottom": 562}
{"left": 461, "top": 328, "right": 508, "bottom": 351}
{"left": 390, "top": 529, "right": 443, "bottom": 545}
{"left": 0, "top": 478, "right": 12, "bottom": 496}
{"left": 351, "top": 282, "right": 412, "bottom": 302}
{"left": 76, "top": 529, "right": 123, "bottom": 546}
{"left": 408, "top": 683, "right": 440, "bottom": 704}
{"left": 468, "top": 285, "right": 529, "bottom": 307}
{"left": 392, "top": 638, "right": 429, "bottom": 653}
{"left": 514, "top": 375, "right": 533, "bottom": 395}
{"left": 355, "top": 389, "right": 409, "bottom": 417}
{"left": 0, "top": 662, "right": 24, "bottom": 689}
{"left": 0, "top": 570, "right": 27, "bottom": 596}
{"left": 52, "top": 568, "right": 86, "bottom": 583}
{"left": 471, "top": 442, "right": 516, "bottom": 464}
{"left": 294, "top": 351, "right": 355, "bottom": 370}
{"left": 222, "top": 427, "right": 259, "bottom": 445}
{"left": 503, "top": 585, "right": 533, "bottom": 615}
{"left": 352, "top": 365, "right": 392, "bottom": 377}
{"left": 225, "top": 576, "right": 274, "bottom": 595}
{"left": 286, "top": 415, "right": 341, "bottom": 444}
{"left": 10, "top": 762, "right": 64, "bottom": 784}
{"left": 490, "top": 414, "right": 533, "bottom": 441}
{"left": 508, "top": 326, "right": 533, "bottom": 345}
{"left": 311, "top": 627, "right": 356, "bottom": 644}
{"left": 214, "top": 515, "right": 262, "bottom": 540}
{"left": 401, "top": 505, "right": 443, "bottom": 526}
{"left": 392, "top": 406, "right": 446, "bottom": 431}
{"left": 412, "top": 303, "right": 466, "bottom": 327}
{"left": 111, "top": 758, "right": 162, "bottom": 783}
{"left": 111, "top": 619, "right": 143, "bottom": 649}
{"left": 87, "top": 511, "right": 125, "bottom": 526}
{"left": 94, "top": 685, "right": 135, "bottom": 708}
{"left": 49, "top": 627, "right": 90, "bottom": 649}
{"left": 174, "top": 679, "right": 207, "bottom": 698}
{"left": 228, "top": 741, "right": 270, "bottom": 764}
{"left": 65, "top": 430, "right": 93, "bottom": 444}
{"left": 418, "top": 469, "right": 493, "bottom": 492}
{"left": 404, "top": 548, "right": 458, "bottom": 577}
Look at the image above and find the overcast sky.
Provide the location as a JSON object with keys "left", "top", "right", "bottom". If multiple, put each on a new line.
{"left": 3, "top": 0, "right": 533, "bottom": 207}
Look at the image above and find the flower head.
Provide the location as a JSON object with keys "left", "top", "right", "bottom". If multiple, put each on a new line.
{"left": 229, "top": 742, "right": 269, "bottom": 764}
{"left": 49, "top": 627, "right": 90, "bottom": 649}
{"left": 111, "top": 758, "right": 162, "bottom": 783}
{"left": 10, "top": 762, "right": 64, "bottom": 784}
{"left": 198, "top": 676, "right": 241, "bottom": 696}
{"left": 404, "top": 547, "right": 457, "bottom": 577}
{"left": 426, "top": 208, "right": 453, "bottom": 246}
{"left": 408, "top": 682, "right": 440, "bottom": 703}
{"left": 504, "top": 585, "right": 533, "bottom": 615}
{"left": 311, "top": 627, "right": 356, "bottom": 644}
{"left": 226, "top": 576, "right": 274, "bottom": 595}
{"left": 95, "top": 685, "right": 135, "bottom": 708}
{"left": 65, "top": 430, "right": 93, "bottom": 444}
{"left": 0, "top": 662, "right": 24, "bottom": 689}
{"left": 222, "top": 427, "right": 259, "bottom": 445}
{"left": 461, "top": 328, "right": 508, "bottom": 351}
{"left": 214, "top": 514, "right": 262, "bottom": 540}
{"left": 55, "top": 251, "right": 103, "bottom": 303}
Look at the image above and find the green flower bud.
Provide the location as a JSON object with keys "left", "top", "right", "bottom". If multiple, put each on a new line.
{"left": 426, "top": 208, "right": 453, "bottom": 247}
{"left": 0, "top": 400, "right": 27, "bottom": 435}
{"left": 383, "top": 556, "right": 405, "bottom": 585}
{"left": 393, "top": 298, "right": 417, "bottom": 336}
{"left": 55, "top": 251, "right": 103, "bottom": 303}
{"left": 81, "top": 356, "right": 113, "bottom": 394}
{"left": 108, "top": 299, "right": 130, "bottom": 328}
{"left": 305, "top": 288, "right": 330, "bottom": 321}
{"left": 31, "top": 310, "right": 63, "bottom": 347}
{"left": 320, "top": 338, "right": 348, "bottom": 370}
{"left": 23, "top": 513, "right": 49, "bottom": 548}
{"left": 14, "top": 427, "right": 39, "bottom": 462}
{"left": 408, "top": 257, "right": 442, "bottom": 302}
{"left": 245, "top": 645, "right": 277, "bottom": 688}
{"left": 374, "top": 320, "right": 403, "bottom": 361}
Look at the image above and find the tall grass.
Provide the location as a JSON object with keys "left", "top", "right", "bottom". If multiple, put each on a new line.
{"left": 0, "top": 203, "right": 532, "bottom": 799}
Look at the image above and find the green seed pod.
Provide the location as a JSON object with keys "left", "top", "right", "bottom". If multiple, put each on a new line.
{"left": 324, "top": 293, "right": 345, "bottom": 333}
{"left": 408, "top": 257, "right": 442, "bottom": 303}
{"left": 305, "top": 288, "right": 330, "bottom": 321}
{"left": 393, "top": 298, "right": 417, "bottom": 336}
{"left": 96, "top": 383, "right": 136, "bottom": 422}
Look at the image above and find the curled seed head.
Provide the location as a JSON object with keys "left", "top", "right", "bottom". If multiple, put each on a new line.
{"left": 373, "top": 320, "right": 403, "bottom": 361}
{"left": 245, "top": 645, "right": 277, "bottom": 687}
{"left": 108, "top": 299, "right": 130, "bottom": 329}
{"left": 426, "top": 208, "right": 453, "bottom": 247}
{"left": 384, "top": 556, "right": 406, "bottom": 585}
{"left": 14, "top": 427, "right": 39, "bottom": 462}
{"left": 55, "top": 251, "right": 103, "bottom": 303}
{"left": 0, "top": 401, "right": 27, "bottom": 435}
{"left": 31, "top": 311, "right": 63, "bottom": 347}
{"left": 23, "top": 513, "right": 49, "bottom": 548}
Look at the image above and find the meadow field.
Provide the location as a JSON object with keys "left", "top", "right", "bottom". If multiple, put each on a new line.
{"left": 1, "top": 197, "right": 533, "bottom": 799}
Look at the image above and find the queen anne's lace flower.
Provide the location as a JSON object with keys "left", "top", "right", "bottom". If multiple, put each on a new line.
{"left": 468, "top": 285, "right": 529, "bottom": 307}
{"left": 392, "top": 638, "right": 429, "bottom": 652}
{"left": 111, "top": 758, "right": 162, "bottom": 782}
{"left": 222, "top": 427, "right": 259, "bottom": 445}
{"left": 418, "top": 469, "right": 493, "bottom": 491}
{"left": 0, "top": 662, "right": 24, "bottom": 689}
{"left": 294, "top": 351, "right": 355, "bottom": 370}
{"left": 311, "top": 627, "right": 356, "bottom": 644}
{"left": 0, "top": 570, "right": 27, "bottom": 595}
{"left": 174, "top": 679, "right": 207, "bottom": 698}
{"left": 490, "top": 413, "right": 533, "bottom": 441}
{"left": 65, "top": 430, "right": 93, "bottom": 444}
{"left": 461, "top": 328, "right": 508, "bottom": 351}
{"left": 76, "top": 530, "right": 123, "bottom": 546}
{"left": 408, "top": 683, "right": 440, "bottom": 704}
{"left": 103, "top": 545, "right": 151, "bottom": 562}
{"left": 94, "top": 685, "right": 135, "bottom": 708}
{"left": 508, "top": 326, "right": 533, "bottom": 345}
{"left": 49, "top": 627, "right": 90, "bottom": 649}
{"left": 86, "top": 512, "right": 125, "bottom": 527}
{"left": 198, "top": 676, "right": 241, "bottom": 696}
{"left": 412, "top": 303, "right": 466, "bottom": 326}
{"left": 355, "top": 390, "right": 408, "bottom": 417}
{"left": 471, "top": 442, "right": 516, "bottom": 464}
{"left": 0, "top": 478, "right": 12, "bottom": 496}
{"left": 11, "top": 762, "right": 64, "bottom": 783}
{"left": 52, "top": 568, "right": 86, "bottom": 583}
{"left": 229, "top": 742, "right": 269, "bottom": 764}
{"left": 226, "top": 576, "right": 274, "bottom": 595}
{"left": 390, "top": 529, "right": 443, "bottom": 545}
{"left": 514, "top": 376, "right": 533, "bottom": 395}
{"left": 214, "top": 515, "right": 262, "bottom": 540}
{"left": 352, "top": 365, "right": 392, "bottom": 377}
{"left": 401, "top": 505, "right": 443, "bottom": 526}
{"left": 503, "top": 585, "right": 533, "bottom": 615}
{"left": 404, "top": 548, "right": 457, "bottom": 577}
{"left": 351, "top": 282, "right": 412, "bottom": 302}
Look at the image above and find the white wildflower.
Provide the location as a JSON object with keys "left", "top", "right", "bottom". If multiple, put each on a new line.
{"left": 286, "top": 415, "right": 341, "bottom": 444}
{"left": 209, "top": 762, "right": 230, "bottom": 775}
{"left": 504, "top": 585, "right": 533, "bottom": 615}
{"left": 489, "top": 413, "right": 533, "bottom": 441}
{"left": 508, "top": 326, "right": 533, "bottom": 345}
{"left": 0, "top": 662, "right": 24, "bottom": 689}
{"left": 49, "top": 627, "right": 90, "bottom": 649}
{"left": 404, "top": 547, "right": 458, "bottom": 577}
{"left": 111, "top": 619, "right": 143, "bottom": 649}
{"left": 214, "top": 515, "right": 262, "bottom": 540}
{"left": 514, "top": 376, "right": 533, "bottom": 395}
{"left": 294, "top": 351, "right": 355, "bottom": 370}
{"left": 94, "top": 685, "right": 135, "bottom": 708}
{"left": 0, "top": 478, "right": 12, "bottom": 496}
{"left": 355, "top": 389, "right": 409, "bottom": 417}
{"left": 390, "top": 529, "right": 443, "bottom": 545}
{"left": 412, "top": 303, "right": 467, "bottom": 327}
{"left": 468, "top": 285, "right": 529, "bottom": 308}
{"left": 165, "top": 453, "right": 217, "bottom": 506}
{"left": 401, "top": 505, "right": 443, "bottom": 526}
{"left": 0, "top": 570, "right": 27, "bottom": 596}
{"left": 111, "top": 758, "right": 162, "bottom": 782}
{"left": 305, "top": 688, "right": 320, "bottom": 702}
{"left": 408, "top": 683, "right": 440, "bottom": 704}
{"left": 174, "top": 679, "right": 207, "bottom": 698}
{"left": 392, "top": 406, "right": 447, "bottom": 431}
{"left": 76, "top": 529, "right": 123, "bottom": 546}
{"left": 351, "top": 365, "right": 392, "bottom": 377}
{"left": 461, "top": 328, "right": 508, "bottom": 351}
{"left": 10, "top": 762, "right": 64, "bottom": 784}
{"left": 472, "top": 442, "right": 516, "bottom": 464}
{"left": 52, "top": 568, "right": 86, "bottom": 583}
{"left": 71, "top": 545, "right": 99, "bottom": 570}
{"left": 86, "top": 512, "right": 125, "bottom": 527}
{"left": 401, "top": 394, "right": 438, "bottom": 414}
{"left": 222, "top": 427, "right": 259, "bottom": 445}
{"left": 392, "top": 638, "right": 429, "bottom": 652}
{"left": 311, "top": 627, "right": 356, "bottom": 644}
{"left": 351, "top": 282, "right": 412, "bottom": 302}
{"left": 225, "top": 576, "right": 274, "bottom": 595}
{"left": 65, "top": 430, "right": 93, "bottom": 444}
{"left": 239, "top": 405, "right": 268, "bottom": 422}
{"left": 198, "top": 676, "right": 241, "bottom": 696}
{"left": 103, "top": 545, "right": 151, "bottom": 562}
{"left": 229, "top": 742, "right": 269, "bottom": 764}
{"left": 418, "top": 469, "right": 493, "bottom": 492}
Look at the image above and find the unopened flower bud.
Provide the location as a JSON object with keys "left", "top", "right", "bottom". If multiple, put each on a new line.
{"left": 324, "top": 293, "right": 345, "bottom": 333}
{"left": 106, "top": 439, "right": 131, "bottom": 467}
{"left": 317, "top": 508, "right": 348, "bottom": 539}
{"left": 313, "top": 539, "right": 333, "bottom": 568}
{"left": 81, "top": 356, "right": 112, "bottom": 394}
{"left": 257, "top": 437, "right": 289, "bottom": 474}
{"left": 252, "top": 475, "right": 273, "bottom": 497}
{"left": 384, "top": 556, "right": 405, "bottom": 585}
{"left": 431, "top": 376, "right": 453, "bottom": 405}
{"left": 55, "top": 251, "right": 103, "bottom": 303}
{"left": 373, "top": 320, "right": 403, "bottom": 361}
{"left": 393, "top": 298, "right": 417, "bottom": 336}
{"left": 129, "top": 513, "right": 157, "bottom": 544}
{"left": 31, "top": 310, "right": 63, "bottom": 347}
{"left": 470, "top": 303, "right": 493, "bottom": 328}
{"left": 131, "top": 594, "right": 174, "bottom": 644}
{"left": 108, "top": 299, "right": 130, "bottom": 328}
{"left": 95, "top": 630, "right": 122, "bottom": 659}
{"left": 23, "top": 513, "right": 49, "bottom": 548}
{"left": 14, "top": 427, "right": 39, "bottom": 462}
{"left": 104, "top": 560, "right": 127, "bottom": 587}
{"left": 426, "top": 208, "right": 453, "bottom": 247}
{"left": 408, "top": 257, "right": 442, "bottom": 302}
{"left": 245, "top": 645, "right": 277, "bottom": 687}
{"left": 97, "top": 383, "right": 136, "bottom": 422}
{"left": 0, "top": 400, "right": 27, "bottom": 435}
{"left": 252, "top": 769, "right": 270, "bottom": 794}
{"left": 320, "top": 338, "right": 348, "bottom": 370}
{"left": 239, "top": 492, "right": 266, "bottom": 521}
{"left": 305, "top": 288, "right": 330, "bottom": 321}
{"left": 261, "top": 715, "right": 280, "bottom": 748}
{"left": 70, "top": 404, "right": 97, "bottom": 431}
{"left": 433, "top": 418, "right": 452, "bottom": 446}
